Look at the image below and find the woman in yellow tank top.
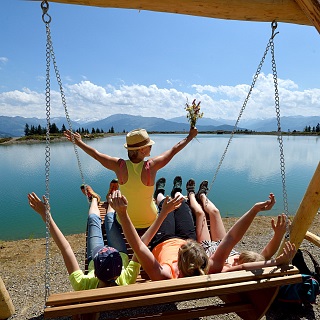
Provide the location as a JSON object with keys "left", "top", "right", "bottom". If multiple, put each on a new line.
{"left": 64, "top": 127, "right": 197, "bottom": 227}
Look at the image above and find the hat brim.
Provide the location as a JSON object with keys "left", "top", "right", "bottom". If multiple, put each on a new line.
{"left": 124, "top": 139, "right": 155, "bottom": 150}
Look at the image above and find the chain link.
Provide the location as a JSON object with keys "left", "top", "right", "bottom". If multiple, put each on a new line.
{"left": 208, "top": 22, "right": 290, "bottom": 235}
{"left": 208, "top": 23, "right": 274, "bottom": 193}
{"left": 43, "top": 2, "right": 51, "bottom": 303}
{"left": 270, "top": 27, "right": 290, "bottom": 237}
{"left": 41, "top": 0, "right": 87, "bottom": 304}
{"left": 45, "top": 24, "right": 86, "bottom": 187}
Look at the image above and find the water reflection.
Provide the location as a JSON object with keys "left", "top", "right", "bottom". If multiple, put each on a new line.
{"left": 0, "top": 134, "right": 319, "bottom": 240}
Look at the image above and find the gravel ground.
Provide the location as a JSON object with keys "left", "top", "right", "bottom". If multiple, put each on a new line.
{"left": 1, "top": 215, "right": 319, "bottom": 320}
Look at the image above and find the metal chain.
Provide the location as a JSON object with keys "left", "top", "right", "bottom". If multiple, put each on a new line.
{"left": 270, "top": 23, "right": 290, "bottom": 237}
{"left": 45, "top": 17, "right": 86, "bottom": 188}
{"left": 41, "top": 0, "right": 88, "bottom": 303}
{"left": 41, "top": 0, "right": 51, "bottom": 304}
{"left": 208, "top": 22, "right": 276, "bottom": 193}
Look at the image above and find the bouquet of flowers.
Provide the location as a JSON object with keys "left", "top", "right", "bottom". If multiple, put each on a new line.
{"left": 185, "top": 99, "right": 204, "bottom": 128}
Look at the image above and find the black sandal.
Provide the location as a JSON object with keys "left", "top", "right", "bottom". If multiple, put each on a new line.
{"left": 171, "top": 176, "right": 182, "bottom": 198}
{"left": 196, "top": 180, "right": 208, "bottom": 201}
{"left": 154, "top": 177, "right": 166, "bottom": 199}
{"left": 186, "top": 179, "right": 195, "bottom": 196}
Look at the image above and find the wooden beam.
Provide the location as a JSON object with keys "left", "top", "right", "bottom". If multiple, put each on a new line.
{"left": 0, "top": 276, "right": 15, "bottom": 320}
{"left": 305, "top": 230, "right": 320, "bottom": 247}
{"left": 44, "top": 0, "right": 313, "bottom": 26}
{"left": 294, "top": 0, "right": 320, "bottom": 33}
{"left": 278, "top": 161, "right": 320, "bottom": 254}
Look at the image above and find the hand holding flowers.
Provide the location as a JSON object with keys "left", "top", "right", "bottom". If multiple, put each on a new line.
{"left": 185, "top": 99, "right": 204, "bottom": 128}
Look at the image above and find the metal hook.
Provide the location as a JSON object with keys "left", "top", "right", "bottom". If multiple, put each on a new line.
{"left": 271, "top": 20, "right": 279, "bottom": 39}
{"left": 41, "top": 1, "right": 52, "bottom": 24}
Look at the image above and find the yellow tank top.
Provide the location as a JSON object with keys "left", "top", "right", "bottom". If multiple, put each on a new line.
{"left": 118, "top": 160, "right": 157, "bottom": 228}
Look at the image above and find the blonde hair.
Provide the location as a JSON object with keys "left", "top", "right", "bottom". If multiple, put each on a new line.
{"left": 178, "top": 239, "right": 209, "bottom": 277}
{"left": 238, "top": 250, "right": 265, "bottom": 264}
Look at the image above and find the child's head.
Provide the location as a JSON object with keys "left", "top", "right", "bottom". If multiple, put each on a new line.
{"left": 236, "top": 250, "right": 265, "bottom": 265}
{"left": 178, "top": 239, "right": 209, "bottom": 277}
{"left": 93, "top": 246, "right": 122, "bottom": 284}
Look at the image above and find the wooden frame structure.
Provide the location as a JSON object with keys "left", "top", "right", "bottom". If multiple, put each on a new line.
{"left": 45, "top": 0, "right": 320, "bottom": 33}
{"left": 33, "top": 1, "right": 319, "bottom": 319}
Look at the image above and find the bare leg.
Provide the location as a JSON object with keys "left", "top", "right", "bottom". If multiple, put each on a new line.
{"left": 88, "top": 197, "right": 101, "bottom": 217}
{"left": 188, "top": 192, "right": 211, "bottom": 242}
{"left": 198, "top": 194, "right": 226, "bottom": 241}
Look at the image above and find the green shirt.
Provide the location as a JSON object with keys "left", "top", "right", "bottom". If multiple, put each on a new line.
{"left": 69, "top": 252, "right": 141, "bottom": 291}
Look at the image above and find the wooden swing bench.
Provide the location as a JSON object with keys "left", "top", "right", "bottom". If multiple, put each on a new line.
{"left": 44, "top": 265, "right": 300, "bottom": 320}
{"left": 45, "top": 161, "right": 320, "bottom": 319}
{"left": 44, "top": 202, "right": 302, "bottom": 320}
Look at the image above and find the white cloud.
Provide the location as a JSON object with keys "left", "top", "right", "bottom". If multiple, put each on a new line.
{"left": 0, "top": 57, "right": 8, "bottom": 70}
{"left": 0, "top": 74, "right": 319, "bottom": 121}
{"left": 0, "top": 57, "right": 8, "bottom": 64}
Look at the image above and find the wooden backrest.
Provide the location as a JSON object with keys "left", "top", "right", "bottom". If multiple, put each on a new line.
{"left": 44, "top": 266, "right": 301, "bottom": 319}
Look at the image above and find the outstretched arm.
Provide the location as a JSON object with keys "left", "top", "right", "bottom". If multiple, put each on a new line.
{"left": 27, "top": 192, "right": 80, "bottom": 275}
{"left": 261, "top": 213, "right": 288, "bottom": 260}
{"left": 64, "top": 130, "right": 119, "bottom": 171}
{"left": 149, "top": 127, "right": 198, "bottom": 171}
{"left": 208, "top": 193, "right": 276, "bottom": 273}
{"left": 226, "top": 241, "right": 296, "bottom": 272}
{"left": 108, "top": 191, "right": 183, "bottom": 280}
{"left": 140, "top": 194, "right": 184, "bottom": 245}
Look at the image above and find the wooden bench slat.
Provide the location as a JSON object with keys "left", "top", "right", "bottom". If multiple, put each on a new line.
{"left": 44, "top": 273, "right": 301, "bottom": 318}
{"left": 47, "top": 266, "right": 298, "bottom": 305}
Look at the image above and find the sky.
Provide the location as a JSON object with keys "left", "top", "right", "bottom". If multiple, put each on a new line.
{"left": 0, "top": 0, "right": 319, "bottom": 123}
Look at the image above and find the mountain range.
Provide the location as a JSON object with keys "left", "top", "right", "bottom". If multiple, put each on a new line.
{"left": 0, "top": 114, "right": 319, "bottom": 137}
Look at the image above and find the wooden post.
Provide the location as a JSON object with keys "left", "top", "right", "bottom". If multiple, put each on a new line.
{"left": 305, "top": 231, "right": 320, "bottom": 248}
{"left": 0, "top": 276, "right": 15, "bottom": 320}
{"left": 278, "top": 161, "right": 320, "bottom": 255}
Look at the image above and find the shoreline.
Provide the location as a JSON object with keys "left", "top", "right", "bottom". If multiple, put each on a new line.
{"left": 1, "top": 131, "right": 319, "bottom": 146}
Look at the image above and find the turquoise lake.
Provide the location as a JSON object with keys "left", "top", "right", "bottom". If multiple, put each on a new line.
{"left": 0, "top": 134, "right": 319, "bottom": 241}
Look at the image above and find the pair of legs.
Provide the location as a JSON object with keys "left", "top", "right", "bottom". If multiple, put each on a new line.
{"left": 186, "top": 179, "right": 226, "bottom": 243}
{"left": 150, "top": 177, "right": 197, "bottom": 251}
{"left": 83, "top": 182, "right": 127, "bottom": 260}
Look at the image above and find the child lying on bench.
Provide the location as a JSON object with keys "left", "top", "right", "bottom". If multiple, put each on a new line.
{"left": 108, "top": 189, "right": 296, "bottom": 280}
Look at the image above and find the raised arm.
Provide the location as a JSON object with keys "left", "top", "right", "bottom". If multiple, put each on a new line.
{"left": 27, "top": 192, "right": 80, "bottom": 275}
{"left": 64, "top": 130, "right": 119, "bottom": 171}
{"left": 108, "top": 191, "right": 182, "bottom": 280}
{"left": 226, "top": 241, "right": 296, "bottom": 272}
{"left": 140, "top": 194, "right": 184, "bottom": 245}
{"left": 149, "top": 127, "right": 198, "bottom": 171}
{"left": 208, "top": 193, "right": 276, "bottom": 273}
{"left": 260, "top": 213, "right": 288, "bottom": 260}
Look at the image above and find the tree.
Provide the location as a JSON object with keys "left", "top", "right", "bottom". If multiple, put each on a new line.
{"left": 50, "top": 123, "right": 59, "bottom": 134}
{"left": 61, "top": 124, "right": 66, "bottom": 132}
{"left": 24, "top": 123, "right": 30, "bottom": 136}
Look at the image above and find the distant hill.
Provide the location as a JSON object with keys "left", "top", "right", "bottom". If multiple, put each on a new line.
{"left": 1, "top": 114, "right": 319, "bottom": 137}
{"left": 169, "top": 115, "right": 320, "bottom": 132}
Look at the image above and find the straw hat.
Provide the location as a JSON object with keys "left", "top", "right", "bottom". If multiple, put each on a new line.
{"left": 124, "top": 129, "right": 155, "bottom": 150}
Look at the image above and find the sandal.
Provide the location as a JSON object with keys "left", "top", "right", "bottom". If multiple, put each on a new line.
{"left": 81, "top": 184, "right": 101, "bottom": 203}
{"left": 196, "top": 180, "right": 208, "bottom": 201}
{"left": 171, "top": 176, "right": 182, "bottom": 198}
{"left": 186, "top": 179, "right": 195, "bottom": 196}
{"left": 154, "top": 177, "right": 166, "bottom": 199}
